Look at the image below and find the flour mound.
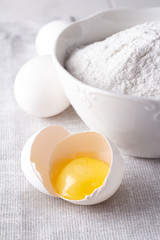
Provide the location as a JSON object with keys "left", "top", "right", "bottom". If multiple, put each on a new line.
{"left": 65, "top": 22, "right": 160, "bottom": 99}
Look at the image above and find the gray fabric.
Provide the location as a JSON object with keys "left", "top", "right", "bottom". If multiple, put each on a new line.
{"left": 0, "top": 22, "right": 160, "bottom": 240}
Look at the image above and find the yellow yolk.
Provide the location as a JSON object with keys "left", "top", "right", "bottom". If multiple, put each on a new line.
{"left": 52, "top": 157, "right": 110, "bottom": 200}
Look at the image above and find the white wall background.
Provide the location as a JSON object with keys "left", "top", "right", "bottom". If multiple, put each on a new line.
{"left": 0, "top": 0, "right": 109, "bottom": 22}
{"left": 0, "top": 0, "right": 160, "bottom": 22}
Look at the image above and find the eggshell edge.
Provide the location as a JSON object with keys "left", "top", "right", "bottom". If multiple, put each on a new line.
{"left": 21, "top": 130, "right": 52, "bottom": 196}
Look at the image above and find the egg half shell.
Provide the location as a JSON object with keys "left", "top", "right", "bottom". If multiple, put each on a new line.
{"left": 21, "top": 126, "right": 123, "bottom": 205}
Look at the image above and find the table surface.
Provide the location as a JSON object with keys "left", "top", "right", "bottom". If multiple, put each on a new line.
{"left": 0, "top": 19, "right": 160, "bottom": 240}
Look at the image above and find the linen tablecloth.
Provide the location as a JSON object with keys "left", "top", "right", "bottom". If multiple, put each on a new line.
{"left": 0, "top": 22, "right": 160, "bottom": 240}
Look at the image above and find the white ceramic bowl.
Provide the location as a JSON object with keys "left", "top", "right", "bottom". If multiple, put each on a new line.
{"left": 53, "top": 8, "right": 160, "bottom": 158}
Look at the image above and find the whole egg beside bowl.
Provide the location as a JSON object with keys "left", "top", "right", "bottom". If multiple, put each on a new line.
{"left": 53, "top": 8, "right": 160, "bottom": 158}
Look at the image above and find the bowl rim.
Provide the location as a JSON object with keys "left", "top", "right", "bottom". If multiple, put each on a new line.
{"left": 53, "top": 7, "right": 160, "bottom": 104}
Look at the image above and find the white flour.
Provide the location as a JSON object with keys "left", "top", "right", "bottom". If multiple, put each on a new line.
{"left": 65, "top": 22, "right": 160, "bottom": 99}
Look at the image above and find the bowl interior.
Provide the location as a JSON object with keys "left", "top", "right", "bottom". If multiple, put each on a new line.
{"left": 55, "top": 8, "right": 160, "bottom": 67}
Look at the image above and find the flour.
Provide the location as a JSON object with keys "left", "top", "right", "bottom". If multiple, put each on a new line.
{"left": 65, "top": 22, "right": 160, "bottom": 99}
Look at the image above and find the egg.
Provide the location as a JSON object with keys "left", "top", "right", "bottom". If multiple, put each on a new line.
{"left": 21, "top": 126, "right": 123, "bottom": 205}
{"left": 35, "top": 19, "right": 72, "bottom": 55}
{"left": 14, "top": 55, "right": 70, "bottom": 117}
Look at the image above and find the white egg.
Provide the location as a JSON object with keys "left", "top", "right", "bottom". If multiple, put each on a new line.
{"left": 35, "top": 20, "right": 72, "bottom": 55}
{"left": 21, "top": 126, "right": 123, "bottom": 205}
{"left": 14, "top": 55, "right": 70, "bottom": 117}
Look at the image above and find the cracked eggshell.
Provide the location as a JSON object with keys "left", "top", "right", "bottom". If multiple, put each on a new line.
{"left": 35, "top": 19, "right": 72, "bottom": 55}
{"left": 21, "top": 126, "right": 123, "bottom": 205}
{"left": 14, "top": 55, "right": 70, "bottom": 117}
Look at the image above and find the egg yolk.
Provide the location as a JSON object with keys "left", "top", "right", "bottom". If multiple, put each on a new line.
{"left": 52, "top": 157, "right": 110, "bottom": 200}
